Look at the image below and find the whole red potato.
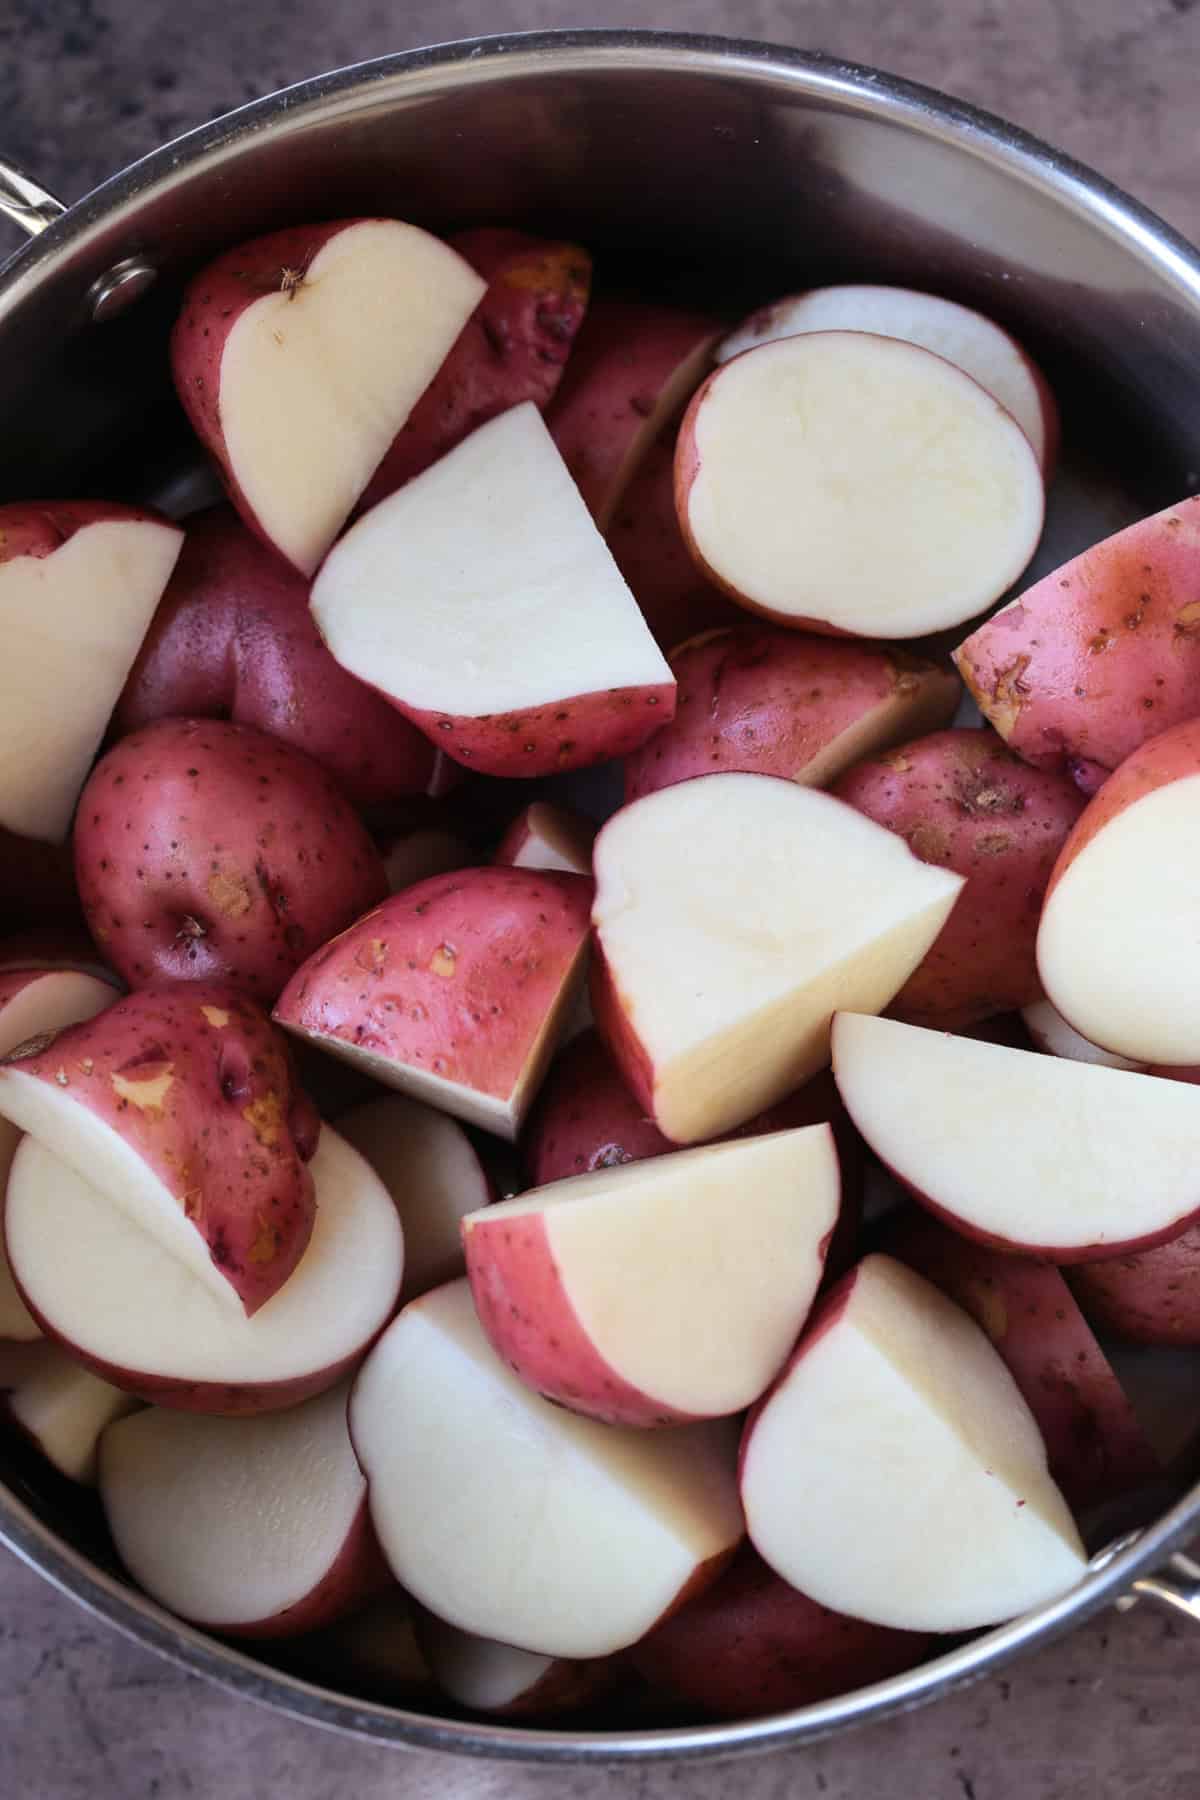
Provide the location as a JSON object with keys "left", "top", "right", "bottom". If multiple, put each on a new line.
{"left": 75, "top": 719, "right": 387, "bottom": 1003}
{"left": 115, "top": 508, "right": 441, "bottom": 814}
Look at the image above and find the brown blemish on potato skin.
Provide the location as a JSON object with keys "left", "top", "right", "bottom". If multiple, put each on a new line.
{"left": 206, "top": 868, "right": 254, "bottom": 919}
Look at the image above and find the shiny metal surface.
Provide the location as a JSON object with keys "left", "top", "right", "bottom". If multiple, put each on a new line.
{"left": 0, "top": 155, "right": 65, "bottom": 236}
{"left": 0, "top": 27, "right": 1199, "bottom": 1763}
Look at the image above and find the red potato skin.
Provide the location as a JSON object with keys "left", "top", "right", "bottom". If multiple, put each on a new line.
{"left": 606, "top": 434, "right": 743, "bottom": 652}
{"left": 0, "top": 498, "right": 174, "bottom": 563}
{"left": 521, "top": 1028, "right": 863, "bottom": 1280}
{"left": 548, "top": 299, "right": 722, "bottom": 528}
{"left": 114, "top": 508, "right": 440, "bottom": 812}
{"left": 396, "top": 683, "right": 677, "bottom": 781}
{"left": 624, "top": 628, "right": 961, "bottom": 803}
{"left": 357, "top": 228, "right": 592, "bottom": 512}
{"left": 1068, "top": 1226, "right": 1200, "bottom": 1347}
{"left": 74, "top": 718, "right": 387, "bottom": 1004}
{"left": 881, "top": 1210, "right": 1159, "bottom": 1510}
{"left": 0, "top": 931, "right": 120, "bottom": 987}
{"left": 493, "top": 803, "right": 597, "bottom": 875}
{"left": 0, "top": 985, "right": 318, "bottom": 1315}
{"left": 273, "top": 869, "right": 593, "bottom": 1104}
{"left": 953, "top": 495, "right": 1200, "bottom": 774}
{"left": 169, "top": 221, "right": 369, "bottom": 562}
{"left": 631, "top": 1547, "right": 931, "bottom": 1720}
{"left": 832, "top": 728, "right": 1086, "bottom": 1027}
{"left": 464, "top": 1207, "right": 701, "bottom": 1427}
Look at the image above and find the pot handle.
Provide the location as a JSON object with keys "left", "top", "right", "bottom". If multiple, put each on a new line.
{"left": 0, "top": 156, "right": 66, "bottom": 237}
{"left": 1118, "top": 1550, "right": 1200, "bottom": 1624}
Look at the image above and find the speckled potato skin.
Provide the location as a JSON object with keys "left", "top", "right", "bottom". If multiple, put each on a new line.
{"left": 624, "top": 627, "right": 961, "bottom": 801}
{"left": 630, "top": 1547, "right": 931, "bottom": 1721}
{"left": 520, "top": 1028, "right": 863, "bottom": 1283}
{"left": 273, "top": 868, "right": 593, "bottom": 1104}
{"left": 606, "top": 434, "right": 742, "bottom": 652}
{"left": 832, "top": 727, "right": 1086, "bottom": 1027}
{"left": 399, "top": 682, "right": 677, "bottom": 780}
{"left": 0, "top": 985, "right": 318, "bottom": 1314}
{"left": 357, "top": 228, "right": 592, "bottom": 512}
{"left": 115, "top": 508, "right": 439, "bottom": 812}
{"left": 953, "top": 495, "right": 1200, "bottom": 774}
{"left": 882, "top": 1209, "right": 1160, "bottom": 1509}
{"left": 548, "top": 299, "right": 722, "bottom": 526}
{"left": 74, "top": 719, "right": 387, "bottom": 1003}
{"left": 1068, "top": 1225, "right": 1200, "bottom": 1346}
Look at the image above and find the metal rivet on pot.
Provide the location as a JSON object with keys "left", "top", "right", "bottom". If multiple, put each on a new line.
{"left": 86, "top": 257, "right": 158, "bottom": 323}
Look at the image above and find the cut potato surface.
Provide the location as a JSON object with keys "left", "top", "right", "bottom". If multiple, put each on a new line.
{"left": 212, "top": 221, "right": 485, "bottom": 574}
{"left": 0, "top": 1117, "right": 38, "bottom": 1345}
{"left": 677, "top": 332, "right": 1044, "bottom": 637}
{"left": 350, "top": 1279, "right": 744, "bottom": 1659}
{"left": 1022, "top": 999, "right": 1144, "bottom": 1071}
{"left": 0, "top": 512, "right": 182, "bottom": 841}
{"left": 416, "top": 1614, "right": 613, "bottom": 1718}
{"left": 463, "top": 1125, "right": 839, "bottom": 1423}
{"left": 8, "top": 1353, "right": 139, "bottom": 1484}
{"left": 5, "top": 1127, "right": 402, "bottom": 1410}
{"left": 833, "top": 1014, "right": 1200, "bottom": 1257}
{"left": 311, "top": 403, "right": 674, "bottom": 775}
{"left": 740, "top": 1256, "right": 1087, "bottom": 1632}
{"left": 99, "top": 1378, "right": 377, "bottom": 1635}
{"left": 717, "top": 285, "right": 1056, "bottom": 470}
{"left": 592, "top": 774, "right": 963, "bottom": 1143}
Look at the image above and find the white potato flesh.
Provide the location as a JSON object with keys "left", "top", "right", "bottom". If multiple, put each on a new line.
{"left": 9, "top": 1351, "right": 138, "bottom": 1483}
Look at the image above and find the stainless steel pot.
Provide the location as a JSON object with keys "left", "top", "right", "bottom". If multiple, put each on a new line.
{"left": 1, "top": 26, "right": 1199, "bottom": 1765}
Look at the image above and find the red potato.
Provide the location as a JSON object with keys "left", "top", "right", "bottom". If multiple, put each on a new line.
{"left": 605, "top": 434, "right": 743, "bottom": 652}
{"left": 0, "top": 985, "right": 317, "bottom": 1316}
{"left": 463, "top": 1127, "right": 840, "bottom": 1426}
{"left": 831, "top": 728, "right": 1086, "bottom": 1027}
{"left": 881, "top": 1209, "right": 1160, "bottom": 1510}
{"left": 1068, "top": 1228, "right": 1200, "bottom": 1347}
{"left": 0, "top": 930, "right": 119, "bottom": 987}
{"left": 675, "top": 333, "right": 1044, "bottom": 638}
{"left": 114, "top": 508, "right": 441, "bottom": 813}
{"left": 548, "top": 299, "right": 722, "bottom": 529}
{"left": 381, "top": 823, "right": 473, "bottom": 893}
{"left": 0, "top": 1120, "right": 38, "bottom": 1352}
{"left": 494, "top": 802, "right": 596, "bottom": 876}
{"left": 954, "top": 496, "right": 1200, "bottom": 777}
{"left": 357, "top": 227, "right": 592, "bottom": 511}
{"left": 414, "top": 1611, "right": 618, "bottom": 1719}
{"left": 718, "top": 285, "right": 1058, "bottom": 474}
{"left": 739, "top": 1256, "right": 1087, "bottom": 1633}
{"left": 520, "top": 1030, "right": 865, "bottom": 1279}
{"left": 349, "top": 1279, "right": 744, "bottom": 1658}
{"left": 631, "top": 1547, "right": 931, "bottom": 1720}
{"left": 833, "top": 1014, "right": 1200, "bottom": 1261}
{"left": 1037, "top": 718, "right": 1200, "bottom": 1063}
{"left": 74, "top": 718, "right": 386, "bottom": 1003}
{"left": 170, "top": 218, "right": 485, "bottom": 574}
{"left": 5, "top": 1125, "right": 402, "bottom": 1414}
{"left": 0, "top": 501, "right": 182, "bottom": 843}
{"left": 274, "top": 867, "right": 592, "bottom": 1140}
{"left": 590, "top": 774, "right": 964, "bottom": 1144}
{"left": 6, "top": 1351, "right": 139, "bottom": 1484}
{"left": 310, "top": 403, "right": 676, "bottom": 780}
{"left": 99, "top": 1379, "right": 389, "bottom": 1638}
{"left": 624, "top": 629, "right": 961, "bottom": 803}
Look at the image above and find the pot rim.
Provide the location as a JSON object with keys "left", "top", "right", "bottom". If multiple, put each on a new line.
{"left": 2, "top": 26, "right": 1199, "bottom": 1763}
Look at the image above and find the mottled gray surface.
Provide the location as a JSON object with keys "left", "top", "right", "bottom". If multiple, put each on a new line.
{"left": 3, "top": 2, "right": 1200, "bottom": 1795}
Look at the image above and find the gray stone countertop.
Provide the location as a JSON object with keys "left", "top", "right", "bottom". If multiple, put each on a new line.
{"left": 1, "top": 2, "right": 1199, "bottom": 1795}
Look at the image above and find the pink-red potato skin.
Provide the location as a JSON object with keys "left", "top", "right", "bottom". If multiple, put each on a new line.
{"left": 631, "top": 1547, "right": 931, "bottom": 1720}
{"left": 273, "top": 869, "right": 592, "bottom": 1111}
{"left": 831, "top": 728, "right": 1085, "bottom": 1027}
{"left": 548, "top": 299, "right": 722, "bottom": 527}
{"left": 0, "top": 499, "right": 173, "bottom": 563}
{"left": 606, "top": 434, "right": 743, "bottom": 652}
{"left": 882, "top": 1210, "right": 1159, "bottom": 1509}
{"left": 521, "top": 1029, "right": 862, "bottom": 1280}
{"left": 624, "top": 628, "right": 961, "bottom": 802}
{"left": 357, "top": 228, "right": 592, "bottom": 511}
{"left": 953, "top": 495, "right": 1200, "bottom": 774}
{"left": 217, "top": 1498, "right": 391, "bottom": 1640}
{"left": 1067, "top": 1226, "right": 1200, "bottom": 1347}
{"left": 397, "top": 683, "right": 677, "bottom": 782}
{"left": 0, "top": 985, "right": 317, "bottom": 1315}
{"left": 114, "top": 509, "right": 439, "bottom": 811}
{"left": 74, "top": 718, "right": 387, "bottom": 1003}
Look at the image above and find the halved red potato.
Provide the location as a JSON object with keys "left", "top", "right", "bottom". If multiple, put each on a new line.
{"left": 7, "top": 1350, "right": 139, "bottom": 1484}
